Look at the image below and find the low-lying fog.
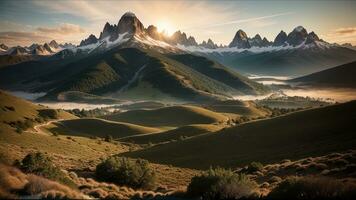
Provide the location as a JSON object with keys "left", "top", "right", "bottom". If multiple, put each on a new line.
{"left": 40, "top": 102, "right": 115, "bottom": 110}
{"left": 282, "top": 88, "right": 356, "bottom": 102}
{"left": 8, "top": 86, "right": 356, "bottom": 111}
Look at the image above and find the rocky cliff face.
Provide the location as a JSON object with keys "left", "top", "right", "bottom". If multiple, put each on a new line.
{"left": 273, "top": 31, "right": 288, "bottom": 46}
{"left": 170, "top": 31, "right": 198, "bottom": 46}
{"left": 80, "top": 34, "right": 98, "bottom": 46}
{"left": 286, "top": 26, "right": 309, "bottom": 46}
{"left": 229, "top": 29, "right": 251, "bottom": 48}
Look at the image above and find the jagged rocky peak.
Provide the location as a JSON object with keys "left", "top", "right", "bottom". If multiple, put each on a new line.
{"left": 253, "top": 34, "right": 262, "bottom": 40}
{"left": 146, "top": 25, "right": 163, "bottom": 40}
{"left": 229, "top": 29, "right": 250, "bottom": 48}
{"left": 249, "top": 34, "right": 265, "bottom": 47}
{"left": 9, "top": 46, "right": 28, "bottom": 55}
{"left": 28, "top": 43, "right": 39, "bottom": 51}
{"left": 117, "top": 11, "right": 145, "bottom": 36}
{"left": 170, "top": 30, "right": 197, "bottom": 46}
{"left": 200, "top": 38, "right": 218, "bottom": 49}
{"left": 49, "top": 40, "right": 59, "bottom": 49}
{"left": 305, "top": 31, "right": 320, "bottom": 44}
{"left": 262, "top": 37, "right": 272, "bottom": 46}
{"left": 43, "top": 43, "right": 53, "bottom": 53}
{"left": 99, "top": 22, "right": 117, "bottom": 41}
{"left": 273, "top": 30, "right": 288, "bottom": 46}
{"left": 287, "top": 26, "right": 309, "bottom": 46}
{"left": 80, "top": 34, "right": 98, "bottom": 46}
{"left": 32, "top": 45, "right": 50, "bottom": 55}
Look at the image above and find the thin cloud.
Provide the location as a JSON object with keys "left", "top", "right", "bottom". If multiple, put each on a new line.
{"left": 182, "top": 12, "right": 294, "bottom": 31}
{"left": 0, "top": 23, "right": 87, "bottom": 46}
{"left": 322, "top": 27, "right": 356, "bottom": 45}
{"left": 37, "top": 23, "right": 85, "bottom": 35}
{"left": 333, "top": 27, "right": 356, "bottom": 35}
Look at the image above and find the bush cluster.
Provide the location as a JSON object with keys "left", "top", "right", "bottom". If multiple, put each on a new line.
{"left": 240, "top": 162, "right": 264, "bottom": 174}
{"left": 38, "top": 109, "right": 59, "bottom": 119}
{"left": 187, "top": 167, "right": 258, "bottom": 200}
{"left": 66, "top": 108, "right": 110, "bottom": 118}
{"left": 267, "top": 176, "right": 356, "bottom": 200}
{"left": 95, "top": 156, "right": 156, "bottom": 189}
{"left": 7, "top": 119, "right": 34, "bottom": 133}
{"left": 18, "top": 152, "right": 76, "bottom": 188}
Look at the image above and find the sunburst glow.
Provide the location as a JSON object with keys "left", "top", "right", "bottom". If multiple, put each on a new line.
{"left": 156, "top": 21, "right": 175, "bottom": 36}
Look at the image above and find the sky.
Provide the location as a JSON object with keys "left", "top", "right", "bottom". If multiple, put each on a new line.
{"left": 0, "top": 0, "right": 356, "bottom": 46}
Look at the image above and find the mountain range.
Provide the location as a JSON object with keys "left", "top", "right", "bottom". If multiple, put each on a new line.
{"left": 0, "top": 12, "right": 355, "bottom": 101}
{"left": 0, "top": 12, "right": 268, "bottom": 102}
{"left": 0, "top": 40, "right": 75, "bottom": 56}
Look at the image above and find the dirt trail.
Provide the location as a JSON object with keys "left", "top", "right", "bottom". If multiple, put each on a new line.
{"left": 26, "top": 119, "right": 65, "bottom": 135}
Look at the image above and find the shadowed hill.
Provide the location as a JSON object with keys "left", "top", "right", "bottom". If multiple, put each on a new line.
{"left": 103, "top": 105, "right": 228, "bottom": 127}
{"left": 121, "top": 124, "right": 222, "bottom": 144}
{"left": 290, "top": 60, "right": 356, "bottom": 88}
{"left": 52, "top": 118, "right": 161, "bottom": 138}
{"left": 123, "top": 101, "right": 356, "bottom": 169}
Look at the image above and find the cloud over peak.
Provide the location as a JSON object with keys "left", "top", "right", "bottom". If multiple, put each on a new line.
{"left": 36, "top": 23, "right": 85, "bottom": 35}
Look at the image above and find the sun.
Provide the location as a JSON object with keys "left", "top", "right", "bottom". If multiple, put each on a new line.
{"left": 156, "top": 21, "right": 175, "bottom": 36}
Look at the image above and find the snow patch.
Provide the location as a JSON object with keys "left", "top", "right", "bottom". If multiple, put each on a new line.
{"left": 178, "top": 40, "right": 333, "bottom": 53}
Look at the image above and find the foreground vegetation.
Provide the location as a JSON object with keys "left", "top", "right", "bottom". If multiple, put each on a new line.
{"left": 1, "top": 90, "right": 355, "bottom": 199}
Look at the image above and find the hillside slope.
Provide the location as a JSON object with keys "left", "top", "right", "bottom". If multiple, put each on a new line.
{"left": 290, "top": 60, "right": 356, "bottom": 88}
{"left": 103, "top": 105, "right": 228, "bottom": 127}
{"left": 124, "top": 101, "right": 356, "bottom": 169}
{"left": 0, "top": 90, "right": 76, "bottom": 134}
{"left": 121, "top": 124, "right": 222, "bottom": 144}
{"left": 201, "top": 47, "right": 356, "bottom": 76}
{"left": 52, "top": 118, "right": 161, "bottom": 138}
{"left": 0, "top": 47, "right": 268, "bottom": 102}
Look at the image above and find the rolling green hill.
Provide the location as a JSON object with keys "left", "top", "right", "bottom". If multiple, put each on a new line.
{"left": 0, "top": 47, "right": 268, "bottom": 102}
{"left": 0, "top": 90, "right": 129, "bottom": 169}
{"left": 121, "top": 124, "right": 222, "bottom": 144}
{"left": 50, "top": 118, "right": 161, "bottom": 138}
{"left": 204, "top": 100, "right": 271, "bottom": 117}
{"left": 123, "top": 101, "right": 356, "bottom": 169}
{"left": 103, "top": 105, "right": 228, "bottom": 127}
{"left": 0, "top": 90, "right": 76, "bottom": 134}
{"left": 290, "top": 60, "right": 356, "bottom": 88}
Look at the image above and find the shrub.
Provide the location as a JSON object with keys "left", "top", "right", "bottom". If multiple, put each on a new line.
{"left": 242, "top": 162, "right": 263, "bottom": 174}
{"left": 267, "top": 176, "right": 356, "bottom": 199}
{"left": 38, "top": 109, "right": 58, "bottom": 119}
{"left": 95, "top": 156, "right": 156, "bottom": 189}
{"left": 19, "top": 152, "right": 76, "bottom": 188}
{"left": 104, "top": 134, "right": 113, "bottom": 142}
{"left": 187, "top": 167, "right": 258, "bottom": 200}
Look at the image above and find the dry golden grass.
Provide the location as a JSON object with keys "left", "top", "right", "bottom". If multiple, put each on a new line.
{"left": 103, "top": 105, "right": 229, "bottom": 127}
{"left": 0, "top": 164, "right": 86, "bottom": 199}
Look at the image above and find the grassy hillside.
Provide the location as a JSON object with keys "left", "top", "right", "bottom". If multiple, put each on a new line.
{"left": 57, "top": 91, "right": 124, "bottom": 104}
{"left": 0, "top": 55, "right": 38, "bottom": 68}
{"left": 103, "top": 105, "right": 228, "bottom": 127}
{"left": 0, "top": 90, "right": 130, "bottom": 170}
{"left": 124, "top": 101, "right": 356, "bottom": 169}
{"left": 121, "top": 124, "right": 222, "bottom": 144}
{"left": 0, "top": 90, "right": 76, "bottom": 134}
{"left": 169, "top": 54, "right": 267, "bottom": 94}
{"left": 0, "top": 47, "right": 267, "bottom": 102}
{"left": 290, "top": 60, "right": 356, "bottom": 88}
{"left": 204, "top": 100, "right": 271, "bottom": 117}
{"left": 50, "top": 118, "right": 161, "bottom": 138}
